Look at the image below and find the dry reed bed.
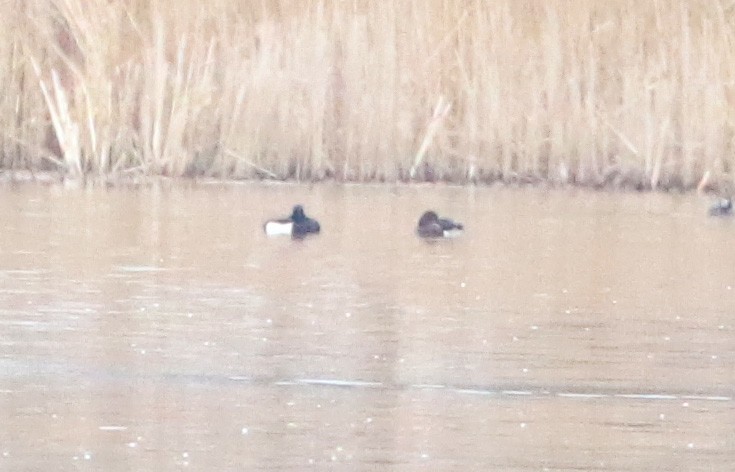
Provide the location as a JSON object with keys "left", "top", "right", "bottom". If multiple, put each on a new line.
{"left": 1, "top": 0, "right": 734, "bottom": 189}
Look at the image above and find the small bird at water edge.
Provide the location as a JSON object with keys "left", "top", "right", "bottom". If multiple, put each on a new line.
{"left": 709, "top": 197, "right": 732, "bottom": 217}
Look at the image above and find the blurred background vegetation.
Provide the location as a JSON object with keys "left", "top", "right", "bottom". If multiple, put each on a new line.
{"left": 2, "top": 0, "right": 734, "bottom": 189}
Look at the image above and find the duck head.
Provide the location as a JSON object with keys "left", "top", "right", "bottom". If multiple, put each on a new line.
{"left": 418, "top": 210, "right": 439, "bottom": 227}
{"left": 291, "top": 205, "right": 306, "bottom": 223}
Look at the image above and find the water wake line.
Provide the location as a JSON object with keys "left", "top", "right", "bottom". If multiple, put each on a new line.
{"left": 229, "top": 376, "right": 733, "bottom": 403}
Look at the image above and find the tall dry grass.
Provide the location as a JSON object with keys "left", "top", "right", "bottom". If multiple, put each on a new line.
{"left": 1, "top": 0, "right": 735, "bottom": 189}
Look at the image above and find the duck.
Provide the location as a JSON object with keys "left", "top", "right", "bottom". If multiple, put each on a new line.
{"left": 709, "top": 197, "right": 733, "bottom": 217}
{"left": 416, "top": 210, "right": 464, "bottom": 238}
{"left": 264, "top": 205, "right": 321, "bottom": 238}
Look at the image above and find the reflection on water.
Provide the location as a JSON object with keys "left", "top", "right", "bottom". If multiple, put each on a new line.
{"left": 0, "top": 182, "right": 733, "bottom": 470}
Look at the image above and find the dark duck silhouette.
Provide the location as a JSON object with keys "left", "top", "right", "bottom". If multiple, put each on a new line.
{"left": 416, "top": 210, "right": 464, "bottom": 238}
{"left": 709, "top": 197, "right": 733, "bottom": 217}
{"left": 264, "top": 205, "right": 321, "bottom": 238}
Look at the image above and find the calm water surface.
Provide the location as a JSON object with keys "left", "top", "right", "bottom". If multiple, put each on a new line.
{"left": 0, "top": 182, "right": 733, "bottom": 471}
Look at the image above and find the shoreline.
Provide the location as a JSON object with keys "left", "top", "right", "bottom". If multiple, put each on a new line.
{"left": 0, "top": 170, "right": 723, "bottom": 194}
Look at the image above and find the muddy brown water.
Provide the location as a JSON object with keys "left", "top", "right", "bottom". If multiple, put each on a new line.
{"left": 0, "top": 182, "right": 733, "bottom": 471}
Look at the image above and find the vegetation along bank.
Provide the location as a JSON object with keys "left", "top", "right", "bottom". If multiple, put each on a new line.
{"left": 3, "top": 1, "right": 734, "bottom": 191}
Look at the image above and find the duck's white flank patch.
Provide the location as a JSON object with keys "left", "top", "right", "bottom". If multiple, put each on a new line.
{"left": 442, "top": 228, "right": 464, "bottom": 238}
{"left": 264, "top": 221, "right": 293, "bottom": 236}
